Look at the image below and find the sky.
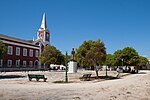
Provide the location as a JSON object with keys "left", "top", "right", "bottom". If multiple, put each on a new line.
{"left": 0, "top": 0, "right": 150, "bottom": 57}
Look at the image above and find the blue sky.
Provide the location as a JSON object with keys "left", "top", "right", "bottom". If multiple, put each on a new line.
{"left": 0, "top": 0, "right": 150, "bottom": 57}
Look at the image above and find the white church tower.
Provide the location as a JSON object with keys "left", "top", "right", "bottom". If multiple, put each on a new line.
{"left": 37, "top": 13, "right": 50, "bottom": 46}
{"left": 34, "top": 13, "right": 50, "bottom": 69}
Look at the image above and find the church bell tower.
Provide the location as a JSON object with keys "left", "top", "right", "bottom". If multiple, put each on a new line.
{"left": 37, "top": 13, "right": 50, "bottom": 46}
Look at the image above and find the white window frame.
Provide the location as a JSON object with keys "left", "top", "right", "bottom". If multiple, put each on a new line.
{"left": 16, "top": 47, "right": 20, "bottom": 56}
{"left": 35, "top": 50, "right": 39, "bottom": 57}
{"left": 23, "top": 61, "right": 26, "bottom": 67}
{"left": 8, "top": 46, "right": 13, "bottom": 55}
{"left": 16, "top": 60, "right": 20, "bottom": 67}
{"left": 0, "top": 59, "right": 3, "bottom": 67}
{"left": 7, "top": 60, "right": 12, "bottom": 67}
{"left": 29, "top": 49, "right": 33, "bottom": 57}
{"left": 23, "top": 48, "right": 27, "bottom": 56}
{"left": 29, "top": 61, "right": 33, "bottom": 67}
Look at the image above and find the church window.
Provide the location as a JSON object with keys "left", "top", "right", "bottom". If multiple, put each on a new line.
{"left": 46, "top": 32, "right": 49, "bottom": 41}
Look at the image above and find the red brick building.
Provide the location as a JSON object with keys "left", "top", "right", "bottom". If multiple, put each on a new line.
{"left": 0, "top": 13, "right": 50, "bottom": 71}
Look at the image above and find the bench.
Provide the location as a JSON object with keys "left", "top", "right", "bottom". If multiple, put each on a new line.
{"left": 28, "top": 74, "right": 47, "bottom": 82}
{"left": 80, "top": 73, "right": 92, "bottom": 81}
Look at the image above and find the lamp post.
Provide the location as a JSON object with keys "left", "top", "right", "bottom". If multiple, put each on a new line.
{"left": 106, "top": 66, "right": 108, "bottom": 78}
{"left": 65, "top": 51, "right": 68, "bottom": 83}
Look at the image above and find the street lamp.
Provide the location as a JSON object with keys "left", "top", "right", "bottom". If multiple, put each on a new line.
{"left": 106, "top": 66, "right": 108, "bottom": 78}
{"left": 65, "top": 51, "right": 68, "bottom": 83}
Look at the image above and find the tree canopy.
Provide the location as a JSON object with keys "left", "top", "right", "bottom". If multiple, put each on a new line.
{"left": 40, "top": 45, "right": 65, "bottom": 65}
{"left": 0, "top": 41, "right": 7, "bottom": 59}
{"left": 137, "top": 56, "right": 148, "bottom": 67}
{"left": 75, "top": 39, "right": 106, "bottom": 67}
{"left": 105, "top": 54, "right": 115, "bottom": 66}
{"left": 106, "top": 47, "right": 148, "bottom": 68}
{"left": 121, "top": 47, "right": 139, "bottom": 66}
{"left": 39, "top": 42, "right": 148, "bottom": 71}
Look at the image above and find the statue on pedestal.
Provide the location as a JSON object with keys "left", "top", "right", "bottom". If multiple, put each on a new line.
{"left": 68, "top": 48, "right": 77, "bottom": 73}
{"left": 71, "top": 48, "right": 75, "bottom": 61}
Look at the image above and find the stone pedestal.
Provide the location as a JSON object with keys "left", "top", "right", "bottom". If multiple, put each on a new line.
{"left": 68, "top": 61, "right": 77, "bottom": 73}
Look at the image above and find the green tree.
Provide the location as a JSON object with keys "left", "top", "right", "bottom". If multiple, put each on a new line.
{"left": 113, "top": 50, "right": 123, "bottom": 66}
{"left": 40, "top": 45, "right": 65, "bottom": 65}
{"left": 0, "top": 41, "right": 7, "bottom": 59}
{"left": 113, "top": 47, "right": 139, "bottom": 67}
{"left": 137, "top": 56, "right": 148, "bottom": 68}
{"left": 75, "top": 39, "right": 106, "bottom": 69}
{"left": 105, "top": 54, "right": 115, "bottom": 66}
{"left": 121, "top": 47, "right": 139, "bottom": 67}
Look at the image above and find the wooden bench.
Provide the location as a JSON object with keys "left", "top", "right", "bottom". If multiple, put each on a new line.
{"left": 28, "top": 74, "right": 47, "bottom": 82}
{"left": 80, "top": 73, "right": 92, "bottom": 81}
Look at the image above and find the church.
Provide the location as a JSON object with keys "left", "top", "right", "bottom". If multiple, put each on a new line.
{"left": 0, "top": 14, "right": 50, "bottom": 71}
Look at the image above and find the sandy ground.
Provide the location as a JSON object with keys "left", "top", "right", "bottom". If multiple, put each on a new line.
{"left": 0, "top": 70, "right": 150, "bottom": 100}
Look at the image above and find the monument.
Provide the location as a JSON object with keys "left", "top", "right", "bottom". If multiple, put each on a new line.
{"left": 68, "top": 48, "right": 77, "bottom": 73}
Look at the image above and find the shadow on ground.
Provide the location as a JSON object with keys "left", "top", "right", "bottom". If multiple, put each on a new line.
{"left": 137, "top": 72, "right": 146, "bottom": 74}
{"left": 0, "top": 75, "right": 26, "bottom": 79}
{"left": 91, "top": 76, "right": 120, "bottom": 80}
{"left": 90, "top": 73, "right": 132, "bottom": 81}
{"left": 53, "top": 80, "right": 76, "bottom": 84}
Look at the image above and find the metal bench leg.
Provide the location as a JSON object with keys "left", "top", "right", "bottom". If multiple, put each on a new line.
{"left": 29, "top": 78, "right": 32, "bottom": 81}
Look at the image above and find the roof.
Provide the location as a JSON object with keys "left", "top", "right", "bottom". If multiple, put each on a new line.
{"left": 0, "top": 34, "right": 37, "bottom": 46}
{"left": 40, "top": 13, "right": 47, "bottom": 30}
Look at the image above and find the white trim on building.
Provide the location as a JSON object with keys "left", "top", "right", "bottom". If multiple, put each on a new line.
{"left": 29, "top": 61, "right": 33, "bottom": 67}
{"left": 16, "top": 47, "right": 20, "bottom": 56}
{"left": 3, "top": 40, "right": 40, "bottom": 50}
{"left": 8, "top": 46, "right": 13, "bottom": 55}
{"left": 16, "top": 60, "right": 20, "bottom": 67}
{"left": 35, "top": 50, "right": 39, "bottom": 57}
{"left": 29, "top": 49, "right": 33, "bottom": 57}
{"left": 23, "top": 61, "right": 26, "bottom": 67}
{"left": 23, "top": 48, "right": 27, "bottom": 56}
{"left": 7, "top": 60, "right": 12, "bottom": 67}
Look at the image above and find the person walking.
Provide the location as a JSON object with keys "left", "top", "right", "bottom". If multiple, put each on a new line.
{"left": 95, "top": 65, "right": 100, "bottom": 78}
{"left": 116, "top": 67, "right": 120, "bottom": 78}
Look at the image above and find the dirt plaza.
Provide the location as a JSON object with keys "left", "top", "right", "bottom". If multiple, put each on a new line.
{"left": 0, "top": 70, "right": 150, "bottom": 100}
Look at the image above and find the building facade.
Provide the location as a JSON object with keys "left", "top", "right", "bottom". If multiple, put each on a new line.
{"left": 0, "top": 13, "right": 50, "bottom": 71}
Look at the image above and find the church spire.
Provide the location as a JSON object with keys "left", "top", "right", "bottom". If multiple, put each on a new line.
{"left": 40, "top": 13, "right": 47, "bottom": 30}
{"left": 36, "top": 13, "right": 50, "bottom": 46}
